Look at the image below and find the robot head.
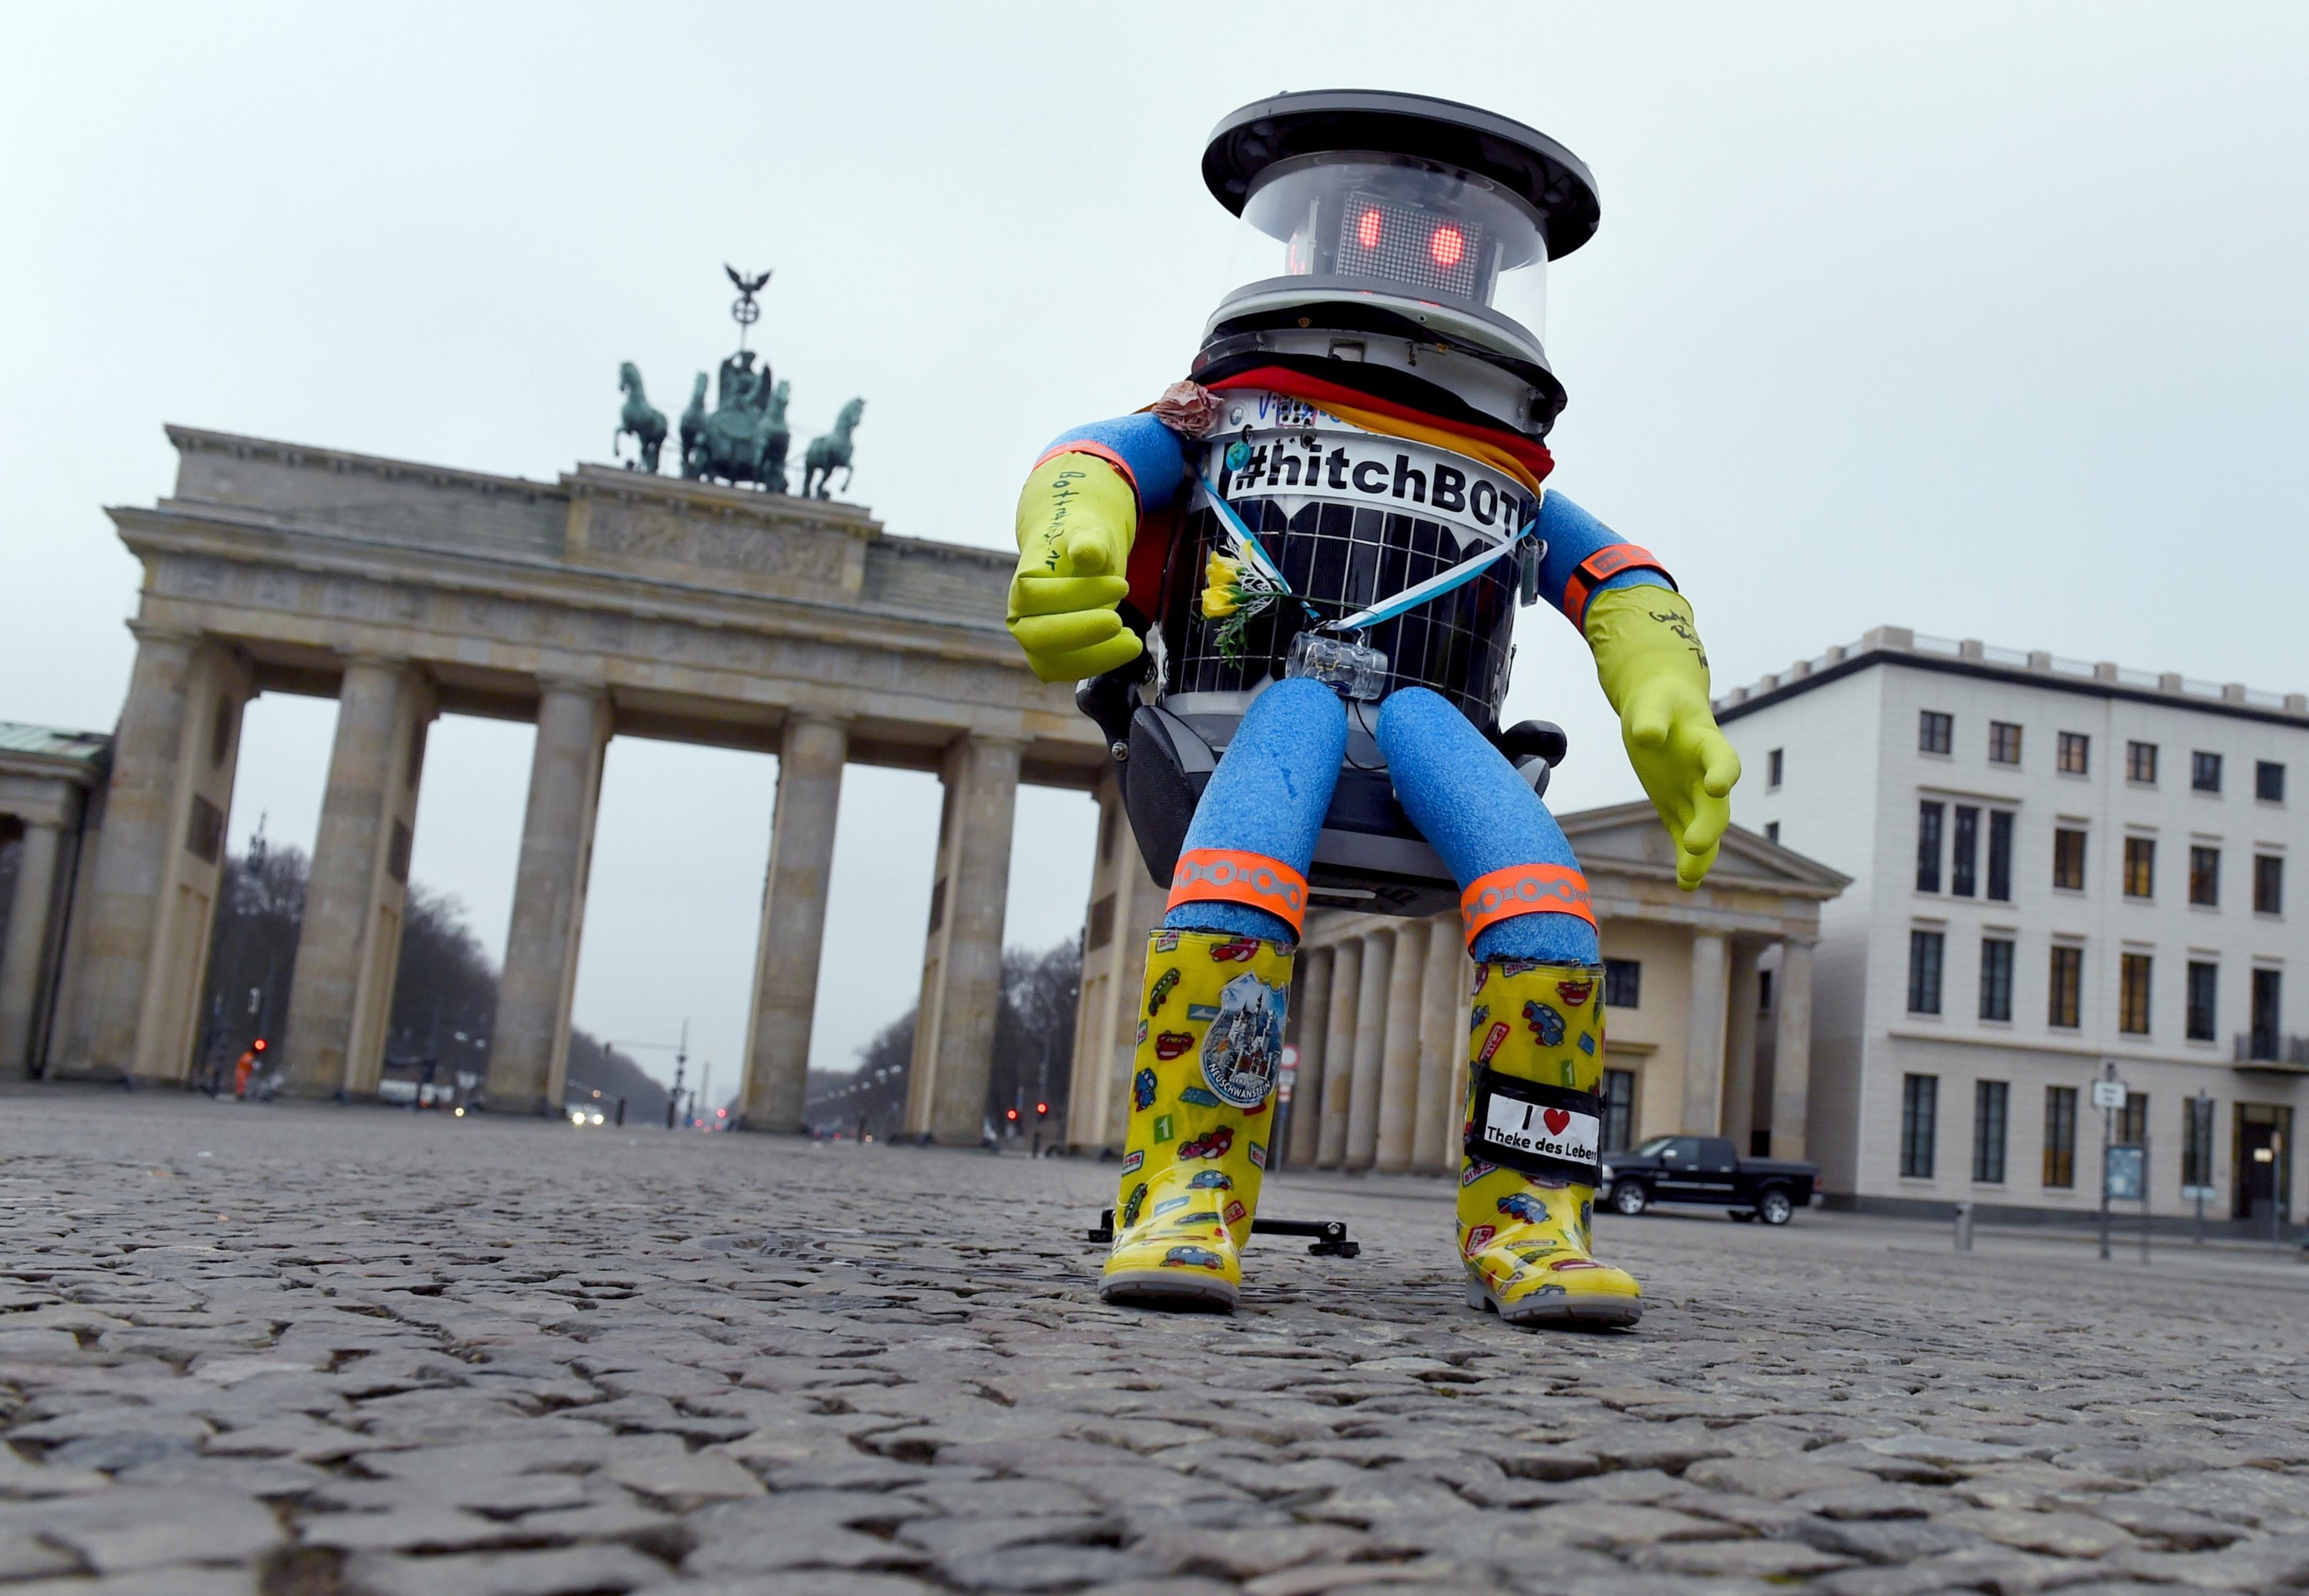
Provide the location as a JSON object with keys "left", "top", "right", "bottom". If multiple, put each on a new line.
{"left": 1199, "top": 90, "right": 1599, "bottom": 432}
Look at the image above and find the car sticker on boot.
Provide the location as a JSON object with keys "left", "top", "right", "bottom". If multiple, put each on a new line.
{"left": 1178, "top": 1127, "right": 1232, "bottom": 1159}
{"left": 1120, "top": 1149, "right": 1143, "bottom": 1176}
{"left": 1522, "top": 1000, "right": 1566, "bottom": 1047}
{"left": 1462, "top": 1224, "right": 1497, "bottom": 1256}
{"left": 1477, "top": 1022, "right": 1510, "bottom": 1064}
{"left": 1223, "top": 1200, "right": 1247, "bottom": 1226}
{"left": 1147, "top": 968, "right": 1181, "bottom": 1014}
{"left": 1133, "top": 1068, "right": 1158, "bottom": 1110}
{"left": 1201, "top": 973, "right": 1285, "bottom": 1109}
{"left": 1188, "top": 1169, "right": 1232, "bottom": 1188}
{"left": 1163, "top": 1245, "right": 1225, "bottom": 1270}
{"left": 1154, "top": 1031, "right": 1194, "bottom": 1060}
{"left": 1154, "top": 930, "right": 1181, "bottom": 952}
{"left": 1469, "top": 1004, "right": 1489, "bottom": 1033}
{"left": 1121, "top": 1182, "right": 1148, "bottom": 1227}
{"left": 1461, "top": 1159, "right": 1498, "bottom": 1186}
{"left": 1497, "top": 1191, "right": 1548, "bottom": 1224}
{"left": 1209, "top": 937, "right": 1261, "bottom": 963}
{"left": 1247, "top": 1140, "right": 1267, "bottom": 1170}
{"left": 1555, "top": 977, "right": 1595, "bottom": 1008}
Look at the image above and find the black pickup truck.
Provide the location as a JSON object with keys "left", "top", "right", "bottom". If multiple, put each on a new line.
{"left": 1599, "top": 1136, "right": 1822, "bottom": 1225}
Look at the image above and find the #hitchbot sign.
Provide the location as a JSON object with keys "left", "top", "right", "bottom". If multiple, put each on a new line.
{"left": 2106, "top": 1144, "right": 2145, "bottom": 1203}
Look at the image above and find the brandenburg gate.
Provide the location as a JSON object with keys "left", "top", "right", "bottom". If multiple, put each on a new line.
{"left": 47, "top": 426, "right": 1108, "bottom": 1140}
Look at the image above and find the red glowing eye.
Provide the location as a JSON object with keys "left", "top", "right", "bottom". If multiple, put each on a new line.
{"left": 1355, "top": 209, "right": 1382, "bottom": 250}
{"left": 1429, "top": 225, "right": 1465, "bottom": 269}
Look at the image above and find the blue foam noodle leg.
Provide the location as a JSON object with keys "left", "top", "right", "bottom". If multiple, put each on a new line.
{"left": 1373, "top": 687, "right": 1601, "bottom": 965}
{"left": 1162, "top": 678, "right": 1348, "bottom": 941}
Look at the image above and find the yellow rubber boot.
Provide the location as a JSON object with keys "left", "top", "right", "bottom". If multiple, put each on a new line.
{"left": 1458, "top": 961, "right": 1642, "bottom": 1328}
{"left": 1101, "top": 929, "right": 1293, "bottom": 1311}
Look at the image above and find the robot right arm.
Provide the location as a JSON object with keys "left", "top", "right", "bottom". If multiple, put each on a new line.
{"left": 1007, "top": 414, "right": 1189, "bottom": 683}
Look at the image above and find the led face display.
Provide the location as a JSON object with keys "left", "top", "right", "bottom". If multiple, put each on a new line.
{"left": 1338, "top": 191, "right": 1481, "bottom": 299}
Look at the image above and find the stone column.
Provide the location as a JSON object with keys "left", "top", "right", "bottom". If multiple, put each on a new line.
{"left": 72, "top": 626, "right": 197, "bottom": 1075}
{"left": 737, "top": 713, "right": 848, "bottom": 1133}
{"left": 486, "top": 679, "right": 610, "bottom": 1115}
{"left": 0, "top": 820, "right": 64, "bottom": 1073}
{"left": 1285, "top": 944, "right": 1333, "bottom": 1168}
{"left": 279, "top": 658, "right": 430, "bottom": 1100}
{"left": 1769, "top": 939, "right": 1816, "bottom": 1161}
{"left": 1374, "top": 920, "right": 1430, "bottom": 1173}
{"left": 1682, "top": 930, "right": 1730, "bottom": 1135}
{"left": 906, "top": 736, "right": 1021, "bottom": 1144}
{"left": 1412, "top": 913, "right": 1466, "bottom": 1172}
{"left": 1316, "top": 937, "right": 1362, "bottom": 1167}
{"left": 1344, "top": 928, "right": 1395, "bottom": 1170}
{"left": 1721, "top": 940, "right": 1765, "bottom": 1154}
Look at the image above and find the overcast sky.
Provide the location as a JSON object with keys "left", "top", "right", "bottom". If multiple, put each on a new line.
{"left": 6, "top": 5, "right": 2306, "bottom": 1097}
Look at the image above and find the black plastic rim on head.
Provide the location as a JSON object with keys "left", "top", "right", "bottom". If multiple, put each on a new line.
{"left": 1201, "top": 88, "right": 1600, "bottom": 260}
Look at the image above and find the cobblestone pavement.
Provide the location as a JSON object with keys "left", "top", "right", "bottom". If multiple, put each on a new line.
{"left": 5, "top": 1087, "right": 2308, "bottom": 1596}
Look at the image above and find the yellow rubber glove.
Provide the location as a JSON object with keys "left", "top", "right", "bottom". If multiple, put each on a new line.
{"left": 1007, "top": 452, "right": 1143, "bottom": 683}
{"left": 1585, "top": 586, "right": 1741, "bottom": 890}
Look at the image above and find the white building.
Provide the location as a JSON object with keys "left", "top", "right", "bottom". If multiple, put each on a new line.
{"left": 1716, "top": 627, "right": 2307, "bottom": 1231}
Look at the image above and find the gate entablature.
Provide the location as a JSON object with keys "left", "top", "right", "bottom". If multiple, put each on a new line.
{"left": 62, "top": 424, "right": 1099, "bottom": 1140}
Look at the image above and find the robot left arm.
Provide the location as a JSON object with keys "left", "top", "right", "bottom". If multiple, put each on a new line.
{"left": 1535, "top": 492, "right": 1741, "bottom": 891}
{"left": 1007, "top": 414, "right": 1190, "bottom": 683}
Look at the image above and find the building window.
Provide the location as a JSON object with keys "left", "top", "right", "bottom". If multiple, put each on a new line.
{"left": 2123, "top": 836, "right": 2155, "bottom": 899}
{"left": 1979, "top": 937, "right": 2015, "bottom": 1022}
{"left": 1951, "top": 806, "right": 1979, "bottom": 897}
{"left": 1601, "top": 1068, "right": 1636, "bottom": 1153}
{"left": 2193, "top": 751, "right": 2223, "bottom": 793}
{"left": 1764, "top": 820, "right": 1780, "bottom": 844}
{"left": 1972, "top": 1080, "right": 2009, "bottom": 1184}
{"left": 1916, "top": 801, "right": 1945, "bottom": 893}
{"left": 2116, "top": 1090, "right": 2149, "bottom": 1146}
{"left": 2053, "top": 827, "right": 2087, "bottom": 891}
{"left": 1908, "top": 930, "right": 1945, "bottom": 1015}
{"left": 2187, "top": 961, "right": 2218, "bottom": 1042}
{"left": 2257, "top": 760, "right": 2286, "bottom": 803}
{"left": 1987, "top": 811, "right": 2014, "bottom": 901}
{"left": 2058, "top": 732, "right": 2090, "bottom": 775}
{"left": 2049, "top": 944, "right": 2083, "bottom": 1028}
{"left": 2254, "top": 854, "right": 2284, "bottom": 917}
{"left": 2127, "top": 740, "right": 2158, "bottom": 785}
{"left": 2251, "top": 968, "right": 2282, "bottom": 1060}
{"left": 1759, "top": 970, "right": 1773, "bottom": 1011}
{"left": 2120, "top": 953, "right": 2153, "bottom": 1036}
{"left": 1989, "top": 722, "right": 2022, "bottom": 765}
{"left": 1603, "top": 958, "right": 1642, "bottom": 1009}
{"left": 2190, "top": 846, "right": 2220, "bottom": 907}
{"left": 1920, "top": 710, "right": 1953, "bottom": 755}
{"left": 2182, "top": 1093, "right": 2217, "bottom": 1189}
{"left": 1900, "top": 1073, "right": 1938, "bottom": 1178}
{"left": 1767, "top": 748, "right": 1783, "bottom": 789}
{"left": 2043, "top": 1086, "right": 2078, "bottom": 1187}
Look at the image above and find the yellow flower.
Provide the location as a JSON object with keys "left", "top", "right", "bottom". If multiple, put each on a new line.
{"left": 1201, "top": 551, "right": 1244, "bottom": 618}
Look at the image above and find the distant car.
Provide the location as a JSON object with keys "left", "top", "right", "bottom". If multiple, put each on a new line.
{"left": 1600, "top": 1136, "right": 1821, "bottom": 1225}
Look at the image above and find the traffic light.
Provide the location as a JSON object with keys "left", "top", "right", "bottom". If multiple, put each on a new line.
{"left": 1035, "top": 1102, "right": 1049, "bottom": 1120}
{"left": 1004, "top": 1107, "right": 1020, "bottom": 1122}
{"left": 250, "top": 1038, "right": 267, "bottom": 1053}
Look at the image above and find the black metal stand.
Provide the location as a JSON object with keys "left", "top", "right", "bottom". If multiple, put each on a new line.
{"left": 1086, "top": 1209, "right": 1360, "bottom": 1257}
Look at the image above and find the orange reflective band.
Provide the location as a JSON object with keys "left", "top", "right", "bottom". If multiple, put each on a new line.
{"left": 1460, "top": 863, "right": 1596, "bottom": 948}
{"left": 1168, "top": 848, "right": 1308, "bottom": 935}
{"left": 1031, "top": 442, "right": 1139, "bottom": 508}
{"left": 1563, "top": 542, "right": 1672, "bottom": 629}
